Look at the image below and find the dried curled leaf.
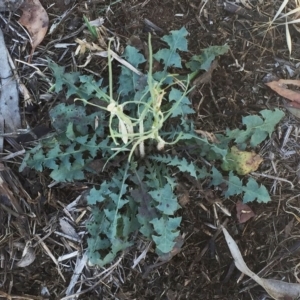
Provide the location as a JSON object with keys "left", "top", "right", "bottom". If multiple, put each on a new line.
{"left": 19, "top": 0, "right": 49, "bottom": 59}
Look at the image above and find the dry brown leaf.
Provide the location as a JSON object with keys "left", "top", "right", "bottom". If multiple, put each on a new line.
{"left": 265, "top": 79, "right": 300, "bottom": 107}
{"left": 19, "top": 0, "right": 49, "bottom": 60}
{"left": 236, "top": 200, "right": 255, "bottom": 223}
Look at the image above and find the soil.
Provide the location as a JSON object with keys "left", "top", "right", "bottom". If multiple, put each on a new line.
{"left": 1, "top": 0, "right": 300, "bottom": 299}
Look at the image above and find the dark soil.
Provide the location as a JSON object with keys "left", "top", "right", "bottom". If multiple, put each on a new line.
{"left": 1, "top": 0, "right": 300, "bottom": 299}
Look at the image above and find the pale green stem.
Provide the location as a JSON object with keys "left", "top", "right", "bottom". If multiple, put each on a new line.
{"left": 107, "top": 39, "right": 114, "bottom": 104}
{"left": 139, "top": 119, "right": 145, "bottom": 157}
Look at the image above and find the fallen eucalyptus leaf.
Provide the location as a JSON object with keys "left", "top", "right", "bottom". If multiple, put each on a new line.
{"left": 222, "top": 226, "right": 300, "bottom": 299}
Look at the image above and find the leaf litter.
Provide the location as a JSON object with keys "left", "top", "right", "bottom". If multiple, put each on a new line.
{"left": 1, "top": 0, "right": 300, "bottom": 299}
